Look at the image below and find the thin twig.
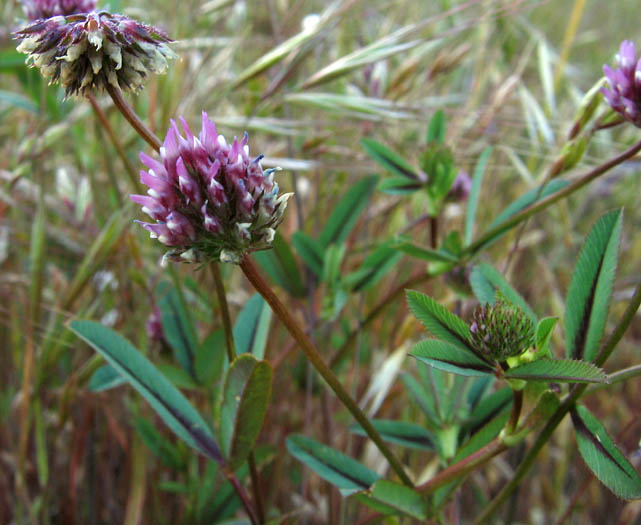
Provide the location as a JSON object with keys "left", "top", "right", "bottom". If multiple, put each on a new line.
{"left": 87, "top": 94, "right": 142, "bottom": 192}
{"left": 106, "top": 84, "right": 162, "bottom": 152}
{"left": 239, "top": 256, "right": 414, "bottom": 487}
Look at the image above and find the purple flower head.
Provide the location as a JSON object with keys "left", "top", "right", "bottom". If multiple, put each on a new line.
{"left": 13, "top": 11, "right": 176, "bottom": 96}
{"left": 22, "top": 0, "right": 97, "bottom": 21}
{"left": 447, "top": 170, "right": 472, "bottom": 202}
{"left": 132, "top": 113, "right": 292, "bottom": 264}
{"left": 602, "top": 40, "right": 641, "bottom": 127}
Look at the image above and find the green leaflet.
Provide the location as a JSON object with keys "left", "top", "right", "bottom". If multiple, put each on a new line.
{"left": 505, "top": 359, "right": 607, "bottom": 383}
{"left": 427, "top": 109, "right": 446, "bottom": 144}
{"left": 233, "top": 294, "right": 272, "bottom": 359}
{"left": 565, "top": 209, "right": 623, "bottom": 362}
{"left": 462, "top": 387, "right": 513, "bottom": 435}
{"left": 361, "top": 138, "right": 420, "bottom": 180}
{"left": 352, "top": 480, "right": 427, "bottom": 520}
{"left": 349, "top": 419, "right": 435, "bottom": 450}
{"left": 410, "top": 339, "right": 494, "bottom": 377}
{"left": 286, "top": 434, "right": 379, "bottom": 492}
{"left": 156, "top": 281, "right": 198, "bottom": 378}
{"left": 406, "top": 290, "right": 474, "bottom": 351}
{"left": 396, "top": 241, "right": 459, "bottom": 263}
{"left": 400, "top": 372, "right": 439, "bottom": 426}
{"left": 572, "top": 404, "right": 641, "bottom": 499}
{"left": 134, "top": 416, "right": 186, "bottom": 470}
{"left": 291, "top": 231, "right": 324, "bottom": 277}
{"left": 464, "top": 147, "right": 493, "bottom": 246}
{"left": 477, "top": 179, "right": 569, "bottom": 250}
{"left": 88, "top": 364, "right": 126, "bottom": 392}
{"left": 253, "top": 232, "right": 306, "bottom": 297}
{"left": 220, "top": 355, "right": 272, "bottom": 470}
{"left": 69, "top": 321, "right": 221, "bottom": 462}
{"left": 343, "top": 241, "right": 402, "bottom": 291}
{"left": 378, "top": 177, "right": 424, "bottom": 195}
{"left": 469, "top": 263, "right": 537, "bottom": 323}
{"left": 318, "top": 175, "right": 378, "bottom": 248}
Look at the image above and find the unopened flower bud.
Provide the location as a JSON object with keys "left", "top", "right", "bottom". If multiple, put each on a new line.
{"left": 469, "top": 300, "right": 534, "bottom": 362}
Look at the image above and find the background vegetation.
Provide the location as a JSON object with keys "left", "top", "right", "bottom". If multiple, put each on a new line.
{"left": 1, "top": 0, "right": 641, "bottom": 522}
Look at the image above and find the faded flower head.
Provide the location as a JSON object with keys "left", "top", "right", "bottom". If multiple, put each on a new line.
{"left": 602, "top": 40, "right": 641, "bottom": 127}
{"left": 469, "top": 299, "right": 534, "bottom": 362}
{"left": 22, "top": 0, "right": 97, "bottom": 21}
{"left": 131, "top": 112, "right": 292, "bottom": 264}
{"left": 13, "top": 11, "right": 175, "bottom": 96}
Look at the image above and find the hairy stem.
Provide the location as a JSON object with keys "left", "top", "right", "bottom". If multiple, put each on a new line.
{"left": 239, "top": 256, "right": 414, "bottom": 487}
{"left": 106, "top": 84, "right": 162, "bottom": 152}
{"left": 210, "top": 263, "right": 237, "bottom": 364}
{"left": 87, "top": 93, "right": 142, "bottom": 192}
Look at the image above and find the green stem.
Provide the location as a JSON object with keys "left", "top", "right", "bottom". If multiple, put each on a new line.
{"left": 239, "top": 256, "right": 414, "bottom": 487}
{"left": 210, "top": 263, "right": 265, "bottom": 524}
{"left": 106, "top": 84, "right": 162, "bottom": 152}
{"left": 583, "top": 364, "right": 641, "bottom": 397}
{"left": 87, "top": 93, "right": 142, "bottom": 192}
{"left": 210, "top": 263, "right": 237, "bottom": 364}
{"left": 463, "top": 138, "right": 641, "bottom": 257}
{"left": 476, "top": 281, "right": 641, "bottom": 523}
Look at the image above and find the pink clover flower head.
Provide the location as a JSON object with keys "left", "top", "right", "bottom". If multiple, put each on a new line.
{"left": 132, "top": 112, "right": 292, "bottom": 264}
{"left": 22, "top": 0, "right": 98, "bottom": 21}
{"left": 13, "top": 11, "right": 176, "bottom": 96}
{"left": 602, "top": 40, "right": 641, "bottom": 127}
{"left": 447, "top": 170, "right": 472, "bottom": 202}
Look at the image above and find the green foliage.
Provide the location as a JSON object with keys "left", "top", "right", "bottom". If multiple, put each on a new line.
{"left": 349, "top": 419, "right": 435, "bottom": 449}
{"left": 233, "top": 294, "right": 272, "bottom": 359}
{"left": 88, "top": 364, "right": 126, "bottom": 392}
{"left": 253, "top": 232, "right": 306, "bottom": 297}
{"left": 505, "top": 359, "right": 607, "bottom": 383}
{"left": 469, "top": 263, "right": 537, "bottom": 322}
{"left": 411, "top": 339, "right": 494, "bottom": 377}
{"left": 427, "top": 110, "right": 446, "bottom": 144}
{"left": 219, "top": 355, "right": 272, "bottom": 469}
{"left": 286, "top": 434, "right": 379, "bottom": 492}
{"left": 318, "top": 175, "right": 379, "bottom": 248}
{"left": 361, "top": 138, "right": 420, "bottom": 180}
{"left": 156, "top": 281, "right": 198, "bottom": 377}
{"left": 69, "top": 321, "right": 222, "bottom": 462}
{"left": 572, "top": 405, "right": 641, "bottom": 499}
{"left": 352, "top": 480, "right": 428, "bottom": 520}
{"left": 565, "top": 209, "right": 623, "bottom": 362}
{"left": 291, "top": 231, "right": 324, "bottom": 277}
{"left": 465, "top": 146, "right": 493, "bottom": 245}
{"left": 406, "top": 290, "right": 474, "bottom": 351}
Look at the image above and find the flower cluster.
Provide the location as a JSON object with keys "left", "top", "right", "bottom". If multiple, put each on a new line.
{"left": 602, "top": 40, "right": 641, "bottom": 127}
{"left": 469, "top": 299, "right": 534, "bottom": 362}
{"left": 14, "top": 11, "right": 175, "bottom": 96}
{"left": 131, "top": 112, "right": 292, "bottom": 264}
{"left": 447, "top": 170, "right": 472, "bottom": 202}
{"left": 22, "top": 0, "right": 97, "bottom": 21}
